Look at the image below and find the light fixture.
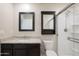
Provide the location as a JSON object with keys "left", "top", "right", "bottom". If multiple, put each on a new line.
{"left": 22, "top": 4, "right": 31, "bottom": 11}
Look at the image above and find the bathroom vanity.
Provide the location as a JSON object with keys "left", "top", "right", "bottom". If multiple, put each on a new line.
{"left": 1, "top": 43, "right": 40, "bottom": 56}
{"left": 0, "top": 37, "right": 41, "bottom": 56}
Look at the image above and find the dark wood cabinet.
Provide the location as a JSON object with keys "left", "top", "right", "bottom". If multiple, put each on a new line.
{"left": 27, "top": 44, "right": 40, "bottom": 56}
{"left": 13, "top": 49, "right": 28, "bottom": 56}
{"left": 1, "top": 44, "right": 40, "bottom": 56}
{"left": 1, "top": 44, "right": 13, "bottom": 56}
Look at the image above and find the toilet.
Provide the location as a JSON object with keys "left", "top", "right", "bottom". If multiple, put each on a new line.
{"left": 44, "top": 40, "right": 57, "bottom": 56}
{"left": 46, "top": 50, "right": 57, "bottom": 56}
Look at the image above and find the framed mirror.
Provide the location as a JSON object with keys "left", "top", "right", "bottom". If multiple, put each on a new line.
{"left": 19, "top": 12, "right": 35, "bottom": 31}
{"left": 41, "top": 11, "right": 56, "bottom": 34}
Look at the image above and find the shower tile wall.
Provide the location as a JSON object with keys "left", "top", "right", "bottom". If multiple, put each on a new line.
{"left": 72, "top": 4, "right": 79, "bottom": 56}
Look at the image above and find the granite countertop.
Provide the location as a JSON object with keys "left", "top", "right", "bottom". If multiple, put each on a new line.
{"left": 0, "top": 37, "right": 41, "bottom": 43}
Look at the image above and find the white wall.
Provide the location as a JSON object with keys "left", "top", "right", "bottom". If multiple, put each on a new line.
{"left": 0, "top": 3, "right": 14, "bottom": 39}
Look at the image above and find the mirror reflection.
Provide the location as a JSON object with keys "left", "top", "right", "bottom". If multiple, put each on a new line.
{"left": 19, "top": 12, "right": 35, "bottom": 31}
{"left": 21, "top": 14, "right": 33, "bottom": 29}
{"left": 43, "top": 14, "right": 54, "bottom": 29}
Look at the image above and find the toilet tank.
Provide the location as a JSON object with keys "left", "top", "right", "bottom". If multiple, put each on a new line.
{"left": 44, "top": 40, "right": 54, "bottom": 50}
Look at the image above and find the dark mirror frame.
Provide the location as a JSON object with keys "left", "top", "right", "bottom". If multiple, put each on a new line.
{"left": 19, "top": 12, "right": 35, "bottom": 31}
{"left": 41, "top": 11, "right": 56, "bottom": 34}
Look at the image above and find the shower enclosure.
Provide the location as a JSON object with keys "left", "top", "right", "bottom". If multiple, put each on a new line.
{"left": 58, "top": 3, "right": 79, "bottom": 56}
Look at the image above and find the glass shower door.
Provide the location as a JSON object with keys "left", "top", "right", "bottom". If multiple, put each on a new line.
{"left": 57, "top": 4, "right": 79, "bottom": 56}
{"left": 58, "top": 6, "right": 74, "bottom": 56}
{"left": 63, "top": 4, "right": 79, "bottom": 56}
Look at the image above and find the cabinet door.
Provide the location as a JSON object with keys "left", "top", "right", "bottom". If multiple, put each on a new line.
{"left": 1, "top": 44, "right": 13, "bottom": 56}
{"left": 13, "top": 44, "right": 40, "bottom": 56}
{"left": 28, "top": 44, "right": 40, "bottom": 56}
{"left": 13, "top": 49, "right": 28, "bottom": 56}
{"left": 1, "top": 49, "right": 12, "bottom": 56}
{"left": 13, "top": 44, "right": 29, "bottom": 56}
{"left": 13, "top": 44, "right": 27, "bottom": 49}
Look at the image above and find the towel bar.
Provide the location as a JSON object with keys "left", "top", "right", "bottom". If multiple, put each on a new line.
{"left": 68, "top": 37, "right": 79, "bottom": 43}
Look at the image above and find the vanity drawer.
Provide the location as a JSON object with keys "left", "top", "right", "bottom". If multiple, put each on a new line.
{"left": 1, "top": 44, "right": 13, "bottom": 50}
{"left": 13, "top": 44, "right": 27, "bottom": 49}
{"left": 27, "top": 44, "right": 40, "bottom": 56}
